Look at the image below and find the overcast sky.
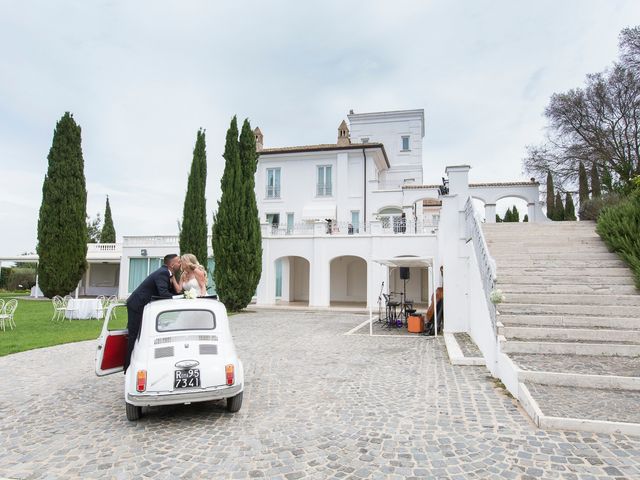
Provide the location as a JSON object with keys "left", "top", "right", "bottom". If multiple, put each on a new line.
{"left": 1, "top": 0, "right": 639, "bottom": 255}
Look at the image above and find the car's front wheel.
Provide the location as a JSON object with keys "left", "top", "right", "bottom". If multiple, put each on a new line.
{"left": 126, "top": 402, "right": 142, "bottom": 421}
{"left": 226, "top": 392, "right": 243, "bottom": 413}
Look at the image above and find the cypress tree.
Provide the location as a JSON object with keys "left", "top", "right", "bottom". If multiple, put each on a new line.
{"left": 179, "top": 129, "right": 208, "bottom": 265}
{"left": 512, "top": 205, "right": 520, "bottom": 222}
{"left": 554, "top": 192, "right": 565, "bottom": 221}
{"left": 37, "top": 112, "right": 87, "bottom": 297}
{"left": 238, "top": 119, "right": 262, "bottom": 303}
{"left": 578, "top": 161, "right": 589, "bottom": 205}
{"left": 504, "top": 207, "right": 513, "bottom": 222}
{"left": 523, "top": 214, "right": 529, "bottom": 222}
{"left": 213, "top": 116, "right": 259, "bottom": 311}
{"left": 564, "top": 193, "right": 577, "bottom": 221}
{"left": 602, "top": 167, "right": 613, "bottom": 193}
{"left": 591, "top": 163, "right": 602, "bottom": 197}
{"left": 546, "top": 171, "right": 555, "bottom": 220}
{"left": 495, "top": 214, "right": 503, "bottom": 223}
{"left": 100, "top": 196, "right": 116, "bottom": 243}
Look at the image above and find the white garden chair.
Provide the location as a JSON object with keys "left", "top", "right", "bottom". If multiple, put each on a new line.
{"left": 106, "top": 295, "right": 118, "bottom": 321}
{"left": 63, "top": 295, "right": 77, "bottom": 321}
{"left": 0, "top": 299, "right": 4, "bottom": 313}
{"left": 51, "top": 296, "right": 66, "bottom": 322}
{"left": 96, "top": 295, "right": 107, "bottom": 319}
{"left": 0, "top": 299, "right": 17, "bottom": 331}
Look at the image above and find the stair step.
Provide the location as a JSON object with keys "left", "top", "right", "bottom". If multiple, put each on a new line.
{"left": 499, "top": 314, "right": 640, "bottom": 330}
{"left": 501, "top": 340, "right": 640, "bottom": 356}
{"left": 495, "top": 259, "right": 627, "bottom": 268}
{"left": 490, "top": 246, "right": 611, "bottom": 254}
{"left": 498, "top": 275, "right": 636, "bottom": 286}
{"left": 498, "top": 303, "right": 640, "bottom": 317}
{"left": 487, "top": 237, "right": 604, "bottom": 245}
{"left": 503, "top": 293, "right": 640, "bottom": 307}
{"left": 492, "top": 252, "right": 622, "bottom": 261}
{"left": 498, "top": 267, "right": 633, "bottom": 277}
{"left": 498, "top": 284, "right": 638, "bottom": 295}
{"left": 500, "top": 326, "right": 640, "bottom": 343}
{"left": 511, "top": 353, "right": 640, "bottom": 378}
{"left": 483, "top": 221, "right": 597, "bottom": 229}
{"left": 524, "top": 382, "right": 640, "bottom": 425}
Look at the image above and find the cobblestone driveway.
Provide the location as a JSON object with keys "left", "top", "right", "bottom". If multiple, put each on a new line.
{"left": 1, "top": 310, "right": 639, "bottom": 479}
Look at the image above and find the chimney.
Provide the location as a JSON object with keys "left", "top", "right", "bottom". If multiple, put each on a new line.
{"left": 337, "top": 120, "right": 350, "bottom": 146}
{"left": 254, "top": 127, "right": 263, "bottom": 151}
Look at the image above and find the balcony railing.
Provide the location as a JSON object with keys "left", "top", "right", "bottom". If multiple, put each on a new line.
{"left": 316, "top": 184, "right": 332, "bottom": 196}
{"left": 266, "top": 223, "right": 315, "bottom": 236}
{"left": 87, "top": 243, "right": 121, "bottom": 252}
{"left": 262, "top": 218, "right": 438, "bottom": 237}
{"left": 266, "top": 186, "right": 280, "bottom": 198}
{"left": 123, "top": 236, "right": 180, "bottom": 246}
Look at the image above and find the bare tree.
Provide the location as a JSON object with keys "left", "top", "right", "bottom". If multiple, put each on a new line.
{"left": 524, "top": 26, "right": 640, "bottom": 192}
{"left": 620, "top": 26, "right": 640, "bottom": 72}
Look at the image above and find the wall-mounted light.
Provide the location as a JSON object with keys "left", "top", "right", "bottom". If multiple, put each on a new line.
{"left": 141, "top": 249, "right": 147, "bottom": 257}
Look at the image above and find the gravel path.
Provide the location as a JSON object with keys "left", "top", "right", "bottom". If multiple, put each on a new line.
{"left": 1, "top": 310, "right": 639, "bottom": 479}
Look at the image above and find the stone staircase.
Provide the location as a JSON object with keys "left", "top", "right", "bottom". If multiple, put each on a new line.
{"left": 482, "top": 221, "right": 640, "bottom": 434}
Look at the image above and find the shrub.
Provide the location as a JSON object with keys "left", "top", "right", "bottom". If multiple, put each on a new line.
{"left": 6, "top": 268, "right": 36, "bottom": 291}
{"left": 596, "top": 192, "right": 640, "bottom": 289}
{"left": 579, "top": 193, "right": 624, "bottom": 220}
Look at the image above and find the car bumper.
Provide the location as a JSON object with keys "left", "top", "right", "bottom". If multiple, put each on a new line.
{"left": 127, "top": 383, "right": 243, "bottom": 407}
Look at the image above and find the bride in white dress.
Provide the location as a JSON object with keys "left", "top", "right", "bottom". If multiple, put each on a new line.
{"left": 172, "top": 253, "right": 208, "bottom": 296}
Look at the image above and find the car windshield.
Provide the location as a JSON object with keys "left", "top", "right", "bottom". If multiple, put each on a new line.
{"left": 156, "top": 309, "right": 216, "bottom": 332}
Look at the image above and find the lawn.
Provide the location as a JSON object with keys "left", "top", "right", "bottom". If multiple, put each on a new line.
{"left": 0, "top": 297, "right": 127, "bottom": 357}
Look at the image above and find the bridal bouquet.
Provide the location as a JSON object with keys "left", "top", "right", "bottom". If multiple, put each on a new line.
{"left": 490, "top": 288, "right": 506, "bottom": 304}
{"left": 184, "top": 288, "right": 198, "bottom": 299}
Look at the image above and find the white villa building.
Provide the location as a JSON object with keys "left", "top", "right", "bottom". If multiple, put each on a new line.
{"left": 1, "top": 108, "right": 545, "bottom": 314}
{"left": 2, "top": 107, "right": 567, "bottom": 420}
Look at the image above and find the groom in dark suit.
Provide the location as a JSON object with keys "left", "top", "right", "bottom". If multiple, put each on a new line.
{"left": 124, "top": 253, "right": 182, "bottom": 372}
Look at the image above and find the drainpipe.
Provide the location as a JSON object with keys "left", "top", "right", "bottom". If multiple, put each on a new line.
{"left": 362, "top": 148, "right": 367, "bottom": 232}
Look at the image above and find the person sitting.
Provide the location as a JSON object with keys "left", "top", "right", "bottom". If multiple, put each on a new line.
{"left": 425, "top": 287, "right": 444, "bottom": 335}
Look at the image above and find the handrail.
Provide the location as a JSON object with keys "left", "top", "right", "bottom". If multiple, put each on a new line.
{"left": 464, "top": 198, "right": 498, "bottom": 337}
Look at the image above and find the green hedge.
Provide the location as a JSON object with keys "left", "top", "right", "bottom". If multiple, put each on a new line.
{"left": 596, "top": 192, "right": 640, "bottom": 289}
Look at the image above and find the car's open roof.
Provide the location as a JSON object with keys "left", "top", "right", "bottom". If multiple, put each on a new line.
{"left": 143, "top": 297, "right": 227, "bottom": 317}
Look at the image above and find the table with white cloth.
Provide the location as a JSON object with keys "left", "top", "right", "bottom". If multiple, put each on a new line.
{"left": 65, "top": 299, "right": 103, "bottom": 320}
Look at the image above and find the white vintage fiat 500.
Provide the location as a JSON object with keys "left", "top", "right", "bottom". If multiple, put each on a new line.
{"left": 95, "top": 298, "right": 244, "bottom": 421}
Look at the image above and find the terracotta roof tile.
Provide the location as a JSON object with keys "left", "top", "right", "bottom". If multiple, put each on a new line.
{"left": 469, "top": 181, "right": 539, "bottom": 187}
{"left": 259, "top": 142, "right": 383, "bottom": 154}
{"left": 401, "top": 184, "right": 440, "bottom": 190}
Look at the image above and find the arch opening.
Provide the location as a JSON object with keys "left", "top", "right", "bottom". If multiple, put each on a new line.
{"left": 274, "top": 256, "right": 310, "bottom": 306}
{"left": 329, "top": 256, "right": 367, "bottom": 307}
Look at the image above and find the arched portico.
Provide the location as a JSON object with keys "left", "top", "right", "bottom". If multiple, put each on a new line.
{"left": 469, "top": 182, "right": 548, "bottom": 223}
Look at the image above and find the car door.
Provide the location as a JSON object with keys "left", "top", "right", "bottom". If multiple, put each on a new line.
{"left": 95, "top": 302, "right": 128, "bottom": 376}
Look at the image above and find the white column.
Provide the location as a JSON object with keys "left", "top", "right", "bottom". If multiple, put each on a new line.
{"left": 256, "top": 239, "right": 275, "bottom": 305}
{"left": 485, "top": 203, "right": 496, "bottom": 223}
{"left": 439, "top": 165, "right": 471, "bottom": 332}
{"left": 309, "top": 258, "right": 330, "bottom": 308}
{"left": 527, "top": 203, "right": 535, "bottom": 222}
{"left": 281, "top": 257, "right": 291, "bottom": 302}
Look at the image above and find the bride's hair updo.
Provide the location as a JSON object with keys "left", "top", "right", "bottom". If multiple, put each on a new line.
{"left": 180, "top": 253, "right": 204, "bottom": 272}
{"left": 180, "top": 253, "right": 205, "bottom": 274}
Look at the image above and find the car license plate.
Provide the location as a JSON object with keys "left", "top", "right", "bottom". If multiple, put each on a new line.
{"left": 174, "top": 369, "right": 200, "bottom": 389}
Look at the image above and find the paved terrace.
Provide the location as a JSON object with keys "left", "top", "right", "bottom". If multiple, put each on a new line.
{"left": 1, "top": 310, "right": 639, "bottom": 479}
